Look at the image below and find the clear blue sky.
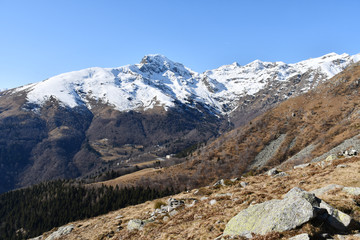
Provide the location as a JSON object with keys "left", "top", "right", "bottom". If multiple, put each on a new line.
{"left": 1, "top": 0, "right": 360, "bottom": 89}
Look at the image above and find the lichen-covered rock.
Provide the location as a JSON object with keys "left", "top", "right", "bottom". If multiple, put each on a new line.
{"left": 45, "top": 225, "right": 74, "bottom": 240}
{"left": 325, "top": 154, "right": 337, "bottom": 161}
{"left": 343, "top": 187, "right": 360, "bottom": 196}
{"left": 223, "top": 188, "right": 315, "bottom": 236}
{"left": 127, "top": 219, "right": 145, "bottom": 231}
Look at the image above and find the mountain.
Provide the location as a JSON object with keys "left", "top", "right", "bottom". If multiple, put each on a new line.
{"left": 105, "top": 60, "right": 360, "bottom": 192}
{"left": 0, "top": 52, "right": 359, "bottom": 193}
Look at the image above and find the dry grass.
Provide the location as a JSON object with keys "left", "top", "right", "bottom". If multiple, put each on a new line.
{"left": 37, "top": 156, "right": 360, "bottom": 240}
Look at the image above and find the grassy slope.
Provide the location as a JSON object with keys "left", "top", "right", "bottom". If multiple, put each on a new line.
{"left": 38, "top": 156, "right": 360, "bottom": 240}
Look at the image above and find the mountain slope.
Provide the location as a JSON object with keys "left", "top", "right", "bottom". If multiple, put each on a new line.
{"left": 96, "top": 61, "right": 360, "bottom": 192}
{"left": 0, "top": 52, "right": 359, "bottom": 193}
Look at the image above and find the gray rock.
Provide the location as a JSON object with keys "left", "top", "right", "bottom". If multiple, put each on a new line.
{"left": 310, "top": 184, "right": 344, "bottom": 197}
{"left": 45, "top": 225, "right": 74, "bottom": 240}
{"left": 240, "top": 181, "right": 249, "bottom": 187}
{"left": 215, "top": 193, "right": 233, "bottom": 198}
{"left": 200, "top": 196, "right": 209, "bottom": 201}
{"left": 224, "top": 187, "right": 358, "bottom": 237}
{"left": 274, "top": 172, "right": 289, "bottom": 177}
{"left": 115, "top": 215, "right": 123, "bottom": 219}
{"left": 210, "top": 199, "right": 217, "bottom": 205}
{"left": 267, "top": 168, "right": 279, "bottom": 176}
{"left": 293, "top": 163, "right": 310, "bottom": 169}
{"left": 127, "top": 219, "right": 145, "bottom": 231}
{"left": 29, "top": 237, "right": 43, "bottom": 240}
{"left": 230, "top": 178, "right": 239, "bottom": 182}
{"left": 163, "top": 216, "right": 169, "bottom": 222}
{"left": 343, "top": 187, "right": 360, "bottom": 196}
{"left": 223, "top": 188, "right": 315, "bottom": 236}
{"left": 169, "top": 209, "right": 178, "bottom": 217}
{"left": 319, "top": 200, "right": 353, "bottom": 231}
{"left": 168, "top": 198, "right": 184, "bottom": 208}
{"left": 213, "top": 179, "right": 225, "bottom": 187}
{"left": 336, "top": 164, "right": 348, "bottom": 168}
{"left": 289, "top": 233, "right": 310, "bottom": 240}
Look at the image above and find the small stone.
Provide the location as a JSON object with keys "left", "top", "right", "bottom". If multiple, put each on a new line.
{"left": 209, "top": 199, "right": 217, "bottom": 205}
{"left": 337, "top": 164, "right": 348, "bottom": 168}
{"left": 240, "top": 182, "right": 249, "bottom": 187}
{"left": 231, "top": 178, "right": 239, "bottom": 182}
{"left": 274, "top": 172, "right": 289, "bottom": 177}
{"left": 293, "top": 163, "right": 310, "bottom": 169}
{"left": 267, "top": 168, "right": 279, "bottom": 176}
{"left": 163, "top": 216, "right": 169, "bottom": 222}
{"left": 200, "top": 196, "right": 209, "bottom": 201}
{"left": 169, "top": 210, "right": 178, "bottom": 217}
{"left": 325, "top": 154, "right": 337, "bottom": 161}
{"left": 289, "top": 233, "right": 310, "bottom": 240}
{"left": 115, "top": 215, "right": 123, "bottom": 219}
{"left": 213, "top": 179, "right": 225, "bottom": 187}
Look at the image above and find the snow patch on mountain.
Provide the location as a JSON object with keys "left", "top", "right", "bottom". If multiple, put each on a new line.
{"left": 14, "top": 52, "right": 360, "bottom": 115}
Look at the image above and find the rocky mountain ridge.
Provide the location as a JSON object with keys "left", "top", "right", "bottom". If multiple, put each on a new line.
{"left": 0, "top": 52, "right": 359, "bottom": 194}
{"left": 9, "top": 52, "right": 360, "bottom": 118}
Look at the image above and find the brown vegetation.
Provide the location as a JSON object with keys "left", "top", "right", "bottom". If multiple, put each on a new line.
{"left": 38, "top": 155, "right": 360, "bottom": 239}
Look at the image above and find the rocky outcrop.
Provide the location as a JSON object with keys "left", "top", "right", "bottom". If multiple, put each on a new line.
{"left": 44, "top": 225, "right": 74, "bottom": 240}
{"left": 223, "top": 187, "right": 358, "bottom": 237}
{"left": 343, "top": 187, "right": 360, "bottom": 196}
{"left": 223, "top": 188, "right": 316, "bottom": 236}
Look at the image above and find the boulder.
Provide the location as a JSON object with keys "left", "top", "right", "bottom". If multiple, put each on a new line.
{"left": 45, "top": 225, "right": 74, "bottom": 240}
{"left": 318, "top": 201, "right": 353, "bottom": 231}
{"left": 310, "top": 184, "right": 344, "bottom": 197}
{"left": 223, "top": 187, "right": 357, "bottom": 237}
{"left": 223, "top": 188, "right": 315, "bottom": 236}
{"left": 343, "top": 187, "right": 360, "bottom": 196}
{"left": 127, "top": 219, "right": 145, "bottom": 231}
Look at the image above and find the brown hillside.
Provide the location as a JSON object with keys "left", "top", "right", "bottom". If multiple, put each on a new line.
{"left": 36, "top": 156, "right": 360, "bottom": 240}
{"left": 97, "top": 62, "right": 360, "bottom": 191}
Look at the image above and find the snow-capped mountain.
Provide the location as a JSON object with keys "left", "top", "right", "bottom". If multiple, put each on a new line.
{"left": 13, "top": 52, "right": 360, "bottom": 116}
{"left": 1, "top": 52, "right": 359, "bottom": 193}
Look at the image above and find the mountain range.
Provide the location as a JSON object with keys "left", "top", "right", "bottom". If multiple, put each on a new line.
{"left": 0, "top": 52, "right": 359, "bottom": 193}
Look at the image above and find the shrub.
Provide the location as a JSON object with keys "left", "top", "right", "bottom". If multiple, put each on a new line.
{"left": 154, "top": 200, "right": 166, "bottom": 209}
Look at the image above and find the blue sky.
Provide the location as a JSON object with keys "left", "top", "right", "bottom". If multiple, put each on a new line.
{"left": 1, "top": 0, "right": 360, "bottom": 89}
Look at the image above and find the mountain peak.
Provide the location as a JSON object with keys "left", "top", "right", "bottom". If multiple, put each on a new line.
{"left": 140, "top": 54, "right": 173, "bottom": 65}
